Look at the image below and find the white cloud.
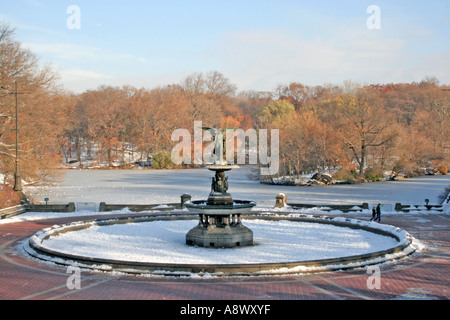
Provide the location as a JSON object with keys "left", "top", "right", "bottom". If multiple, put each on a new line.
{"left": 213, "top": 28, "right": 425, "bottom": 90}
{"left": 409, "top": 52, "right": 450, "bottom": 85}
{"left": 22, "top": 42, "right": 102, "bottom": 61}
{"left": 21, "top": 41, "right": 152, "bottom": 92}
{"left": 62, "top": 69, "right": 114, "bottom": 81}
{"left": 58, "top": 69, "right": 187, "bottom": 93}
{"left": 58, "top": 69, "right": 115, "bottom": 93}
{"left": 22, "top": 41, "right": 149, "bottom": 65}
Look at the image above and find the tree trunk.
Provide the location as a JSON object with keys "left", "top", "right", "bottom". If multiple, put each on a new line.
{"left": 360, "top": 139, "right": 366, "bottom": 177}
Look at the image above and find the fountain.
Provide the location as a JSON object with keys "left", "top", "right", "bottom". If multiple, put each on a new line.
{"left": 22, "top": 126, "right": 418, "bottom": 276}
{"left": 184, "top": 127, "right": 256, "bottom": 248}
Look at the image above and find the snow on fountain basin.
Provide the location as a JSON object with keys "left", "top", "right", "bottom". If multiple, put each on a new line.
{"left": 28, "top": 216, "right": 416, "bottom": 270}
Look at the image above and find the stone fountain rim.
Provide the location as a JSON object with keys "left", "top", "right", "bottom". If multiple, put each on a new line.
{"left": 24, "top": 212, "right": 416, "bottom": 277}
{"left": 184, "top": 199, "right": 257, "bottom": 210}
{"left": 206, "top": 164, "right": 240, "bottom": 171}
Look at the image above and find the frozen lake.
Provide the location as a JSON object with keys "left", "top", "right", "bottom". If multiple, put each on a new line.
{"left": 25, "top": 167, "right": 449, "bottom": 207}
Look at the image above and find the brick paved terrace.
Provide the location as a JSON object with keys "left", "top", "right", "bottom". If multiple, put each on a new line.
{"left": 0, "top": 211, "right": 448, "bottom": 302}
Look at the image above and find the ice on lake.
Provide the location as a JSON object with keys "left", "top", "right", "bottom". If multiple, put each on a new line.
{"left": 25, "top": 167, "right": 449, "bottom": 207}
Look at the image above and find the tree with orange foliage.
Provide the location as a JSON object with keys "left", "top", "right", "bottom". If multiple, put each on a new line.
{"left": 79, "top": 86, "right": 128, "bottom": 167}
{"left": 334, "top": 87, "right": 393, "bottom": 177}
{"left": 0, "top": 23, "right": 62, "bottom": 200}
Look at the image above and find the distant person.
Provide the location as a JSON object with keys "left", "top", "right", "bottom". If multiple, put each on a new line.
{"left": 375, "top": 203, "right": 381, "bottom": 222}
{"left": 370, "top": 206, "right": 376, "bottom": 221}
{"left": 425, "top": 199, "right": 430, "bottom": 206}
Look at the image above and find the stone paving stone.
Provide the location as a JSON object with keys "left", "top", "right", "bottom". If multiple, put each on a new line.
{"left": 0, "top": 212, "right": 448, "bottom": 301}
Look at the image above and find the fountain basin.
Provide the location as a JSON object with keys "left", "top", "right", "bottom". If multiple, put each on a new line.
{"left": 25, "top": 214, "right": 416, "bottom": 276}
{"left": 184, "top": 200, "right": 256, "bottom": 248}
{"left": 185, "top": 222, "right": 254, "bottom": 248}
{"left": 184, "top": 200, "right": 256, "bottom": 215}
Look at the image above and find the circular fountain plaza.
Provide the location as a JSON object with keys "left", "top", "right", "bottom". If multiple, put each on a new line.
{"left": 23, "top": 164, "right": 418, "bottom": 277}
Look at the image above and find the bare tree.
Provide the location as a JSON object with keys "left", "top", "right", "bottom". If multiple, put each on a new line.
{"left": 182, "top": 71, "right": 236, "bottom": 97}
{"left": 336, "top": 87, "right": 393, "bottom": 177}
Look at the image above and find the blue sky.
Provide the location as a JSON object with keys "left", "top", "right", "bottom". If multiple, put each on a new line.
{"left": 1, "top": 0, "right": 449, "bottom": 93}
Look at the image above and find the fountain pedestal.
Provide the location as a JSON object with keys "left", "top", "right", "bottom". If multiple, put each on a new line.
{"left": 185, "top": 165, "right": 255, "bottom": 248}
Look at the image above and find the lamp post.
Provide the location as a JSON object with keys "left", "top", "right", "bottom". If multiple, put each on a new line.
{"left": 0, "top": 79, "right": 27, "bottom": 202}
{"left": 13, "top": 80, "right": 23, "bottom": 195}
